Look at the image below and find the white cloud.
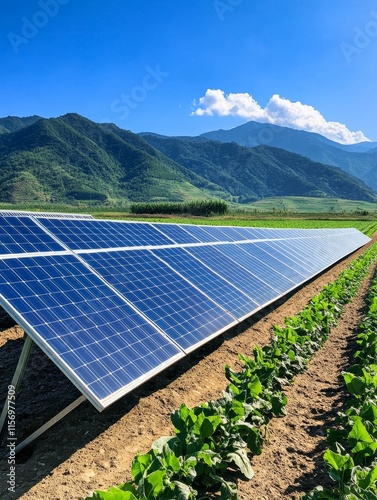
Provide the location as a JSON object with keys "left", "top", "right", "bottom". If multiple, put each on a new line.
{"left": 191, "top": 89, "right": 369, "bottom": 144}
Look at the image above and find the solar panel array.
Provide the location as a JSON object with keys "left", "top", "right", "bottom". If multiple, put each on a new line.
{"left": 0, "top": 215, "right": 370, "bottom": 410}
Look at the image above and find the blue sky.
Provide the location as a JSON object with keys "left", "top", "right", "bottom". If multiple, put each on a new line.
{"left": 1, "top": 0, "right": 376, "bottom": 142}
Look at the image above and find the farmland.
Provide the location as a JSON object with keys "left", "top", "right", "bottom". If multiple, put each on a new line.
{"left": 0, "top": 214, "right": 377, "bottom": 499}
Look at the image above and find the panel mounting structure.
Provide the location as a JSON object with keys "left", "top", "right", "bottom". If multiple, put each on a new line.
{"left": 0, "top": 214, "right": 371, "bottom": 453}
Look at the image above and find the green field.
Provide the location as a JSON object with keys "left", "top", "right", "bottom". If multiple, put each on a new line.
{"left": 243, "top": 196, "right": 377, "bottom": 214}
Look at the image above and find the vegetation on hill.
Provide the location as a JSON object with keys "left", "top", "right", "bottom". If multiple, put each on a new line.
{"left": 0, "top": 113, "right": 376, "bottom": 205}
{"left": 0, "top": 115, "right": 42, "bottom": 134}
{"left": 199, "top": 121, "right": 377, "bottom": 191}
{"left": 142, "top": 134, "right": 377, "bottom": 203}
{"left": 0, "top": 114, "right": 221, "bottom": 204}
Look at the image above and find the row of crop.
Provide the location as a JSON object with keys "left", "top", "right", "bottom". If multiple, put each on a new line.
{"left": 87, "top": 244, "right": 377, "bottom": 500}
{"left": 304, "top": 266, "right": 377, "bottom": 499}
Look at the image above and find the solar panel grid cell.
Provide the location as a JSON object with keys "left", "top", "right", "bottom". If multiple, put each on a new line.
{"left": 216, "top": 243, "right": 299, "bottom": 292}
{"left": 37, "top": 219, "right": 175, "bottom": 250}
{"left": 82, "top": 249, "right": 236, "bottom": 351}
{"left": 0, "top": 217, "right": 65, "bottom": 254}
{"left": 151, "top": 223, "right": 201, "bottom": 244}
{"left": 184, "top": 244, "right": 280, "bottom": 305}
{"left": 236, "top": 242, "right": 307, "bottom": 283}
{"left": 250, "top": 241, "right": 317, "bottom": 277}
{"left": 0, "top": 210, "right": 94, "bottom": 219}
{"left": 152, "top": 246, "right": 259, "bottom": 320}
{"left": 0, "top": 254, "right": 182, "bottom": 408}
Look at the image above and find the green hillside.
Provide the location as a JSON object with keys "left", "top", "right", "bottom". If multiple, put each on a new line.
{"left": 200, "top": 121, "right": 377, "bottom": 191}
{"left": 141, "top": 134, "right": 377, "bottom": 203}
{"left": 0, "top": 113, "right": 376, "bottom": 206}
{"left": 0, "top": 115, "right": 42, "bottom": 134}
{"left": 0, "top": 114, "right": 221, "bottom": 204}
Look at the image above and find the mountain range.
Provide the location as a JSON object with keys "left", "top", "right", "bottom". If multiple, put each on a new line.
{"left": 0, "top": 113, "right": 375, "bottom": 205}
{"left": 200, "top": 121, "right": 377, "bottom": 191}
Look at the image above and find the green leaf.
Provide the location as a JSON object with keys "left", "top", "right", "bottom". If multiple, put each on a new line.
{"left": 246, "top": 426, "right": 264, "bottom": 455}
{"left": 227, "top": 449, "right": 254, "bottom": 479}
{"left": 172, "top": 481, "right": 196, "bottom": 500}
{"left": 131, "top": 453, "right": 154, "bottom": 482}
{"left": 247, "top": 375, "right": 263, "bottom": 398}
{"left": 356, "top": 465, "right": 377, "bottom": 490}
{"left": 361, "top": 404, "right": 377, "bottom": 423}
{"left": 324, "top": 449, "right": 354, "bottom": 482}
{"left": 196, "top": 449, "right": 221, "bottom": 467}
{"left": 144, "top": 469, "right": 165, "bottom": 496}
{"left": 343, "top": 372, "right": 366, "bottom": 397}
{"left": 349, "top": 418, "right": 374, "bottom": 448}
{"left": 90, "top": 485, "right": 139, "bottom": 500}
{"left": 151, "top": 436, "right": 177, "bottom": 454}
{"left": 171, "top": 404, "right": 191, "bottom": 432}
{"left": 302, "top": 485, "right": 340, "bottom": 499}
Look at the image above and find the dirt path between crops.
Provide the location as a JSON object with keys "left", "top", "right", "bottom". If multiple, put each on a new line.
{"left": 0, "top": 238, "right": 376, "bottom": 500}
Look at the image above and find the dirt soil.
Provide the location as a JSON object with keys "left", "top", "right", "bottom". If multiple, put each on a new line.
{"left": 0, "top": 240, "right": 375, "bottom": 500}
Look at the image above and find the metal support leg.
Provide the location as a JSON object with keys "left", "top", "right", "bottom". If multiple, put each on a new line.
{"left": 11, "top": 395, "right": 86, "bottom": 455}
{"left": 0, "top": 335, "right": 34, "bottom": 441}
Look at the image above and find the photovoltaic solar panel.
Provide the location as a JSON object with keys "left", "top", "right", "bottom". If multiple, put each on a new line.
{"left": 150, "top": 223, "right": 201, "bottom": 244}
{"left": 184, "top": 244, "right": 281, "bottom": 305}
{"left": 81, "top": 249, "right": 236, "bottom": 351}
{"left": 0, "top": 217, "right": 65, "bottom": 255}
{"left": 189, "top": 225, "right": 249, "bottom": 242}
{"left": 0, "top": 253, "right": 182, "bottom": 409}
{"left": 152, "top": 246, "right": 259, "bottom": 320}
{"left": 235, "top": 242, "right": 307, "bottom": 283}
{"left": 0, "top": 215, "right": 371, "bottom": 417}
{"left": 37, "top": 218, "right": 175, "bottom": 250}
{"left": 215, "top": 243, "right": 298, "bottom": 292}
{"left": 251, "top": 240, "right": 318, "bottom": 278}
{"left": 174, "top": 224, "right": 223, "bottom": 243}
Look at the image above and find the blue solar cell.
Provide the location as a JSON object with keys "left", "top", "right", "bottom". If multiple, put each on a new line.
{"left": 152, "top": 246, "right": 259, "bottom": 320}
{"left": 280, "top": 238, "right": 334, "bottom": 273}
{"left": 190, "top": 225, "right": 249, "bottom": 241}
{"left": 184, "top": 245, "right": 280, "bottom": 305}
{"left": 252, "top": 240, "right": 319, "bottom": 277}
{"left": 0, "top": 254, "right": 182, "bottom": 409}
{"left": 176, "top": 224, "right": 222, "bottom": 243}
{"left": 82, "top": 250, "right": 236, "bottom": 351}
{"left": 151, "top": 223, "right": 201, "bottom": 244}
{"left": 235, "top": 242, "right": 307, "bottom": 284}
{"left": 38, "top": 219, "right": 175, "bottom": 250}
{"left": 0, "top": 217, "right": 65, "bottom": 255}
{"left": 215, "top": 243, "right": 299, "bottom": 292}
